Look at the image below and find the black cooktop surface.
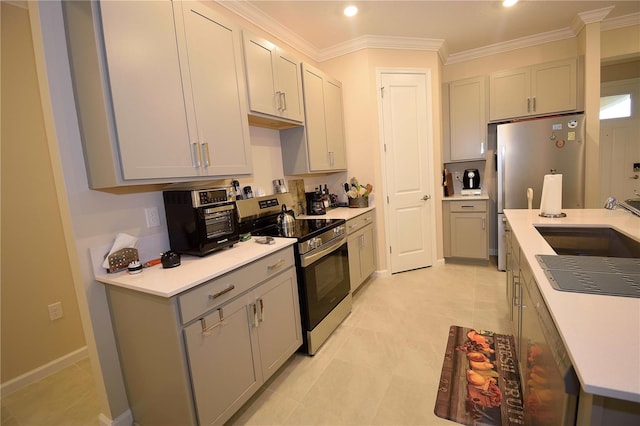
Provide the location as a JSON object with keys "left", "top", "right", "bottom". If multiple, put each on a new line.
{"left": 247, "top": 218, "right": 345, "bottom": 241}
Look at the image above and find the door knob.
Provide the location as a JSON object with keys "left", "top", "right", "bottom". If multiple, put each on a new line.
{"left": 421, "top": 194, "right": 431, "bottom": 201}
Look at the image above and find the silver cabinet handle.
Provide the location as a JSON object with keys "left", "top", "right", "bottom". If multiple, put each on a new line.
{"left": 281, "top": 92, "right": 287, "bottom": 112}
{"left": 421, "top": 194, "right": 431, "bottom": 201}
{"left": 482, "top": 217, "right": 486, "bottom": 230}
{"left": 201, "top": 142, "right": 211, "bottom": 167}
{"left": 532, "top": 97, "right": 536, "bottom": 112}
{"left": 191, "top": 142, "right": 201, "bottom": 167}
{"left": 258, "top": 299, "right": 264, "bottom": 323}
{"left": 251, "top": 303, "right": 258, "bottom": 327}
{"left": 201, "top": 308, "right": 225, "bottom": 336}
{"left": 209, "top": 285, "right": 235, "bottom": 300}
{"left": 527, "top": 98, "right": 531, "bottom": 113}
{"left": 267, "top": 259, "right": 286, "bottom": 271}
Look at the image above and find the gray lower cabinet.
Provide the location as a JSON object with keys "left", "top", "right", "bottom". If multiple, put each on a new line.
{"left": 346, "top": 210, "right": 375, "bottom": 293}
{"left": 443, "top": 200, "right": 489, "bottom": 261}
{"left": 106, "top": 247, "right": 301, "bottom": 426}
{"left": 504, "top": 218, "right": 521, "bottom": 349}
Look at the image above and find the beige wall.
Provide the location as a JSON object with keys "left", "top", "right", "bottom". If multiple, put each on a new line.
{"left": 322, "top": 49, "right": 445, "bottom": 268}
{"left": 601, "top": 25, "right": 640, "bottom": 61}
{"left": 21, "top": 0, "right": 640, "bottom": 421}
{"left": 1, "top": 3, "right": 85, "bottom": 383}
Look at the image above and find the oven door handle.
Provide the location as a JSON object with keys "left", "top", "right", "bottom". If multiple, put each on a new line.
{"left": 300, "top": 236, "right": 347, "bottom": 267}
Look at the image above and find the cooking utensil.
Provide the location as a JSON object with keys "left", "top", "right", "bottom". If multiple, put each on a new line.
{"left": 277, "top": 204, "right": 295, "bottom": 236}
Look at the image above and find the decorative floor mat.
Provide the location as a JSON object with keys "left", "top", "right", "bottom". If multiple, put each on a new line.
{"left": 435, "top": 326, "right": 524, "bottom": 426}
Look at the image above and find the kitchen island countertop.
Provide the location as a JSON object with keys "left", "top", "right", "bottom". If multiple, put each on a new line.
{"left": 95, "top": 237, "right": 296, "bottom": 298}
{"left": 504, "top": 208, "right": 640, "bottom": 402}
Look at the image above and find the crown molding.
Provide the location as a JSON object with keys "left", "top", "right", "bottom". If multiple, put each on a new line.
{"left": 445, "top": 28, "right": 576, "bottom": 65}
{"left": 316, "top": 35, "right": 445, "bottom": 62}
{"left": 217, "top": 1, "right": 640, "bottom": 65}
{"left": 217, "top": 0, "right": 319, "bottom": 60}
{"left": 601, "top": 12, "right": 640, "bottom": 32}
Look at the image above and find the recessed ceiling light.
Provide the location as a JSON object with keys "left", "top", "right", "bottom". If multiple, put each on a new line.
{"left": 344, "top": 5, "right": 358, "bottom": 17}
{"left": 503, "top": 0, "right": 519, "bottom": 7}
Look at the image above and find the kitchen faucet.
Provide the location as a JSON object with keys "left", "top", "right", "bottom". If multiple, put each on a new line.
{"left": 604, "top": 196, "right": 640, "bottom": 217}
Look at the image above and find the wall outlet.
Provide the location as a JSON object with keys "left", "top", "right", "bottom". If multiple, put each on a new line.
{"left": 454, "top": 171, "right": 461, "bottom": 181}
{"left": 145, "top": 207, "right": 160, "bottom": 228}
{"left": 48, "top": 302, "right": 63, "bottom": 321}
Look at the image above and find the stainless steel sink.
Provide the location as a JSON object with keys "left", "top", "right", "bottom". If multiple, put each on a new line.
{"left": 535, "top": 226, "right": 640, "bottom": 258}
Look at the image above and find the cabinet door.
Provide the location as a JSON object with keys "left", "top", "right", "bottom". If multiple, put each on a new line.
{"left": 490, "top": 66, "right": 531, "bottom": 121}
{"left": 324, "top": 77, "right": 347, "bottom": 170}
{"left": 449, "top": 77, "right": 487, "bottom": 161}
{"left": 253, "top": 268, "right": 302, "bottom": 381}
{"left": 347, "top": 232, "right": 363, "bottom": 292}
{"left": 531, "top": 59, "right": 576, "bottom": 116}
{"left": 303, "top": 65, "right": 331, "bottom": 171}
{"left": 449, "top": 212, "right": 488, "bottom": 259}
{"left": 347, "top": 225, "right": 375, "bottom": 292}
{"left": 359, "top": 225, "right": 376, "bottom": 282}
{"left": 183, "top": 295, "right": 261, "bottom": 426}
{"left": 179, "top": 2, "right": 252, "bottom": 176}
{"left": 243, "top": 33, "right": 279, "bottom": 117}
{"left": 275, "top": 50, "right": 304, "bottom": 122}
{"left": 99, "top": 1, "right": 197, "bottom": 179}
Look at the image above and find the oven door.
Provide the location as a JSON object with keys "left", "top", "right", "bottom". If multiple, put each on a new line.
{"left": 298, "top": 237, "right": 350, "bottom": 331}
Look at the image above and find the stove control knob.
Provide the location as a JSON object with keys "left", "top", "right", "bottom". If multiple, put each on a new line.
{"left": 309, "top": 237, "right": 321, "bottom": 250}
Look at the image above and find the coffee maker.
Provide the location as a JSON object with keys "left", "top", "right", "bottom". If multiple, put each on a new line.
{"left": 305, "top": 191, "right": 326, "bottom": 215}
{"left": 461, "top": 169, "right": 481, "bottom": 195}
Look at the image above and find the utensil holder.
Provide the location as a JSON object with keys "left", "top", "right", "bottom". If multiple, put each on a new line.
{"left": 349, "top": 197, "right": 368, "bottom": 208}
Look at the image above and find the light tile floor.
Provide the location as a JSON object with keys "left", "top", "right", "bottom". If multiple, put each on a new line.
{"left": 1, "top": 260, "right": 509, "bottom": 426}
{"left": 227, "top": 259, "right": 511, "bottom": 425}
{"left": 1, "top": 357, "right": 101, "bottom": 426}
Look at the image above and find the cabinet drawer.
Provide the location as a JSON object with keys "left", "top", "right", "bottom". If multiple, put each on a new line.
{"left": 179, "top": 248, "right": 294, "bottom": 324}
{"left": 449, "top": 200, "right": 486, "bottom": 212}
{"left": 346, "top": 211, "right": 374, "bottom": 235}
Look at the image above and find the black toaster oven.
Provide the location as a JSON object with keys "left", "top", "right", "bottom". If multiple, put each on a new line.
{"left": 163, "top": 187, "right": 239, "bottom": 256}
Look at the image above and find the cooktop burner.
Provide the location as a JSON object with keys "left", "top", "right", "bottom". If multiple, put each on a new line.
{"left": 249, "top": 218, "right": 345, "bottom": 241}
{"left": 236, "top": 193, "right": 348, "bottom": 243}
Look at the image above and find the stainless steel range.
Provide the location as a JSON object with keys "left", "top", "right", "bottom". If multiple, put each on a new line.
{"left": 236, "top": 194, "right": 352, "bottom": 355}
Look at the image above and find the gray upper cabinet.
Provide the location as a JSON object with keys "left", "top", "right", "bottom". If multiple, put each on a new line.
{"left": 444, "top": 76, "right": 488, "bottom": 162}
{"left": 242, "top": 30, "right": 304, "bottom": 127}
{"left": 281, "top": 63, "right": 347, "bottom": 174}
{"left": 64, "top": 0, "right": 251, "bottom": 189}
{"left": 489, "top": 58, "right": 578, "bottom": 121}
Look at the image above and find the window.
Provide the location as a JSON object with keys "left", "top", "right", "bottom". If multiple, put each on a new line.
{"left": 600, "top": 94, "right": 631, "bottom": 120}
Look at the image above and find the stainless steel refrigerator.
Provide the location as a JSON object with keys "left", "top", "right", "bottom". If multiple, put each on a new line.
{"left": 497, "top": 113, "right": 585, "bottom": 270}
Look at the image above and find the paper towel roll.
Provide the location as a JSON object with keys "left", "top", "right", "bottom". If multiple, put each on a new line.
{"left": 540, "top": 174, "right": 562, "bottom": 216}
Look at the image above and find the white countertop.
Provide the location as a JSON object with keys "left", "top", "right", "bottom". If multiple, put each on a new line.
{"left": 504, "top": 208, "right": 640, "bottom": 402}
{"left": 95, "top": 237, "right": 296, "bottom": 298}
{"left": 297, "top": 205, "right": 375, "bottom": 220}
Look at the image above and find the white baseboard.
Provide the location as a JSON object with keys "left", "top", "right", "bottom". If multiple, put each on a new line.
{"left": 99, "top": 410, "right": 134, "bottom": 426}
{"left": 1, "top": 346, "right": 88, "bottom": 397}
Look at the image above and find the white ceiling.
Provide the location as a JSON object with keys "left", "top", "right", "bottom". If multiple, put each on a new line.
{"left": 220, "top": 1, "right": 640, "bottom": 63}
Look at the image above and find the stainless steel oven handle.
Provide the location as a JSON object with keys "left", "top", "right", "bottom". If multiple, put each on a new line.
{"left": 300, "top": 236, "right": 347, "bottom": 267}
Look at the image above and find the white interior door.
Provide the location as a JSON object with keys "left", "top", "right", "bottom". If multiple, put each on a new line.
{"left": 599, "top": 78, "right": 640, "bottom": 201}
{"left": 379, "top": 72, "right": 434, "bottom": 273}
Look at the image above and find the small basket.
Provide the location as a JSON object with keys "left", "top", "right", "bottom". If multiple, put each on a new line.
{"left": 348, "top": 197, "right": 368, "bottom": 208}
